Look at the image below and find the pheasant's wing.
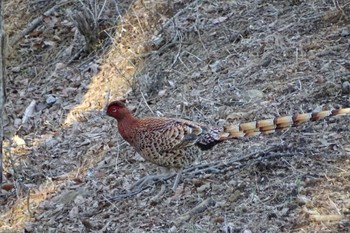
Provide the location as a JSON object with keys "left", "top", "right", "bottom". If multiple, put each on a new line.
{"left": 135, "top": 117, "right": 206, "bottom": 152}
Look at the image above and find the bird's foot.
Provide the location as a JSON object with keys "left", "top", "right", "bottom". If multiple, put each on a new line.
{"left": 130, "top": 174, "right": 171, "bottom": 191}
{"left": 130, "top": 171, "right": 184, "bottom": 192}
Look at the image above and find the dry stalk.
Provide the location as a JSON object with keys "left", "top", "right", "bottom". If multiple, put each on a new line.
{"left": 72, "top": 0, "right": 119, "bottom": 53}
{"left": 140, "top": 91, "right": 154, "bottom": 115}
{"left": 71, "top": 4, "right": 99, "bottom": 53}
{"left": 0, "top": 0, "right": 5, "bottom": 184}
{"left": 6, "top": 141, "right": 21, "bottom": 190}
{"left": 104, "top": 89, "right": 111, "bottom": 111}
{"left": 174, "top": 197, "right": 216, "bottom": 226}
{"left": 27, "top": 189, "right": 33, "bottom": 217}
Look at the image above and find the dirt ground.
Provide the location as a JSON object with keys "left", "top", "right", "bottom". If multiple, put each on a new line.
{"left": 1, "top": 0, "right": 350, "bottom": 232}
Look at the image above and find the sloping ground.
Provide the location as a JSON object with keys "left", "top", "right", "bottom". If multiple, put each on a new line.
{"left": 1, "top": 0, "right": 350, "bottom": 232}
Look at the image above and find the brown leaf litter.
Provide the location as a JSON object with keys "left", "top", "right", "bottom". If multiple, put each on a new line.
{"left": 1, "top": 0, "right": 350, "bottom": 232}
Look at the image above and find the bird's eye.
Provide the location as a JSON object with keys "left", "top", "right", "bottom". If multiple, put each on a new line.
{"left": 112, "top": 108, "right": 117, "bottom": 112}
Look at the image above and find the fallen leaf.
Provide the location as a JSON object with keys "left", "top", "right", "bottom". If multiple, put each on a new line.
{"left": 158, "top": 89, "right": 166, "bottom": 96}
{"left": 1, "top": 183, "right": 15, "bottom": 191}
{"left": 22, "top": 100, "right": 36, "bottom": 123}
{"left": 12, "top": 135, "right": 26, "bottom": 146}
{"left": 211, "top": 16, "right": 228, "bottom": 24}
{"left": 43, "top": 15, "right": 58, "bottom": 28}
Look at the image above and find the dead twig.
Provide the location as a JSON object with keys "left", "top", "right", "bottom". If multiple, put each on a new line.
{"left": 106, "top": 185, "right": 151, "bottom": 201}
{"left": 140, "top": 91, "right": 155, "bottom": 115}
{"left": 174, "top": 197, "right": 216, "bottom": 226}
{"left": 149, "top": 184, "right": 166, "bottom": 204}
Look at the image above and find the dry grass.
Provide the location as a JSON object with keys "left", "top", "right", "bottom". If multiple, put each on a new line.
{"left": 1, "top": 0, "right": 350, "bottom": 232}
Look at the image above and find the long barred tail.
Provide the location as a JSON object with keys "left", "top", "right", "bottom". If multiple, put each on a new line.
{"left": 220, "top": 108, "right": 350, "bottom": 139}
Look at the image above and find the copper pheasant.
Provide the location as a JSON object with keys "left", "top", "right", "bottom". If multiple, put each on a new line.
{"left": 106, "top": 100, "right": 350, "bottom": 188}
{"left": 106, "top": 100, "right": 223, "bottom": 169}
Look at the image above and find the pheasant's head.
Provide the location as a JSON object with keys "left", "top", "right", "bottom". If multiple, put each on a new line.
{"left": 106, "top": 99, "right": 130, "bottom": 120}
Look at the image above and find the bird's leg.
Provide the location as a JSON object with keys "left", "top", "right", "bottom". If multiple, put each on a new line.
{"left": 130, "top": 167, "right": 184, "bottom": 191}
{"left": 160, "top": 167, "right": 183, "bottom": 191}
{"left": 172, "top": 169, "right": 183, "bottom": 191}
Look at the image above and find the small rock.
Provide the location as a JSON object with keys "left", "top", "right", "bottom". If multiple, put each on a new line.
{"left": 55, "top": 62, "right": 67, "bottom": 70}
{"left": 260, "top": 56, "right": 271, "bottom": 67}
{"left": 14, "top": 118, "right": 22, "bottom": 128}
{"left": 296, "top": 195, "right": 311, "bottom": 206}
{"left": 11, "top": 66, "right": 21, "bottom": 73}
{"left": 35, "top": 102, "right": 48, "bottom": 111}
{"left": 342, "top": 81, "right": 350, "bottom": 94}
{"left": 340, "top": 29, "right": 350, "bottom": 37}
{"left": 209, "top": 60, "right": 223, "bottom": 73}
{"left": 197, "top": 182, "right": 211, "bottom": 192}
{"left": 46, "top": 95, "right": 57, "bottom": 104}
{"left": 168, "top": 226, "right": 177, "bottom": 233}
{"left": 228, "top": 179, "right": 238, "bottom": 186}
{"left": 191, "top": 72, "right": 201, "bottom": 78}
{"left": 152, "top": 34, "right": 164, "bottom": 48}
{"left": 158, "top": 89, "right": 166, "bottom": 97}
{"left": 241, "top": 89, "right": 264, "bottom": 102}
{"left": 168, "top": 80, "right": 175, "bottom": 88}
{"left": 228, "top": 190, "right": 241, "bottom": 202}
{"left": 69, "top": 206, "right": 79, "bottom": 219}
{"left": 74, "top": 195, "right": 85, "bottom": 205}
